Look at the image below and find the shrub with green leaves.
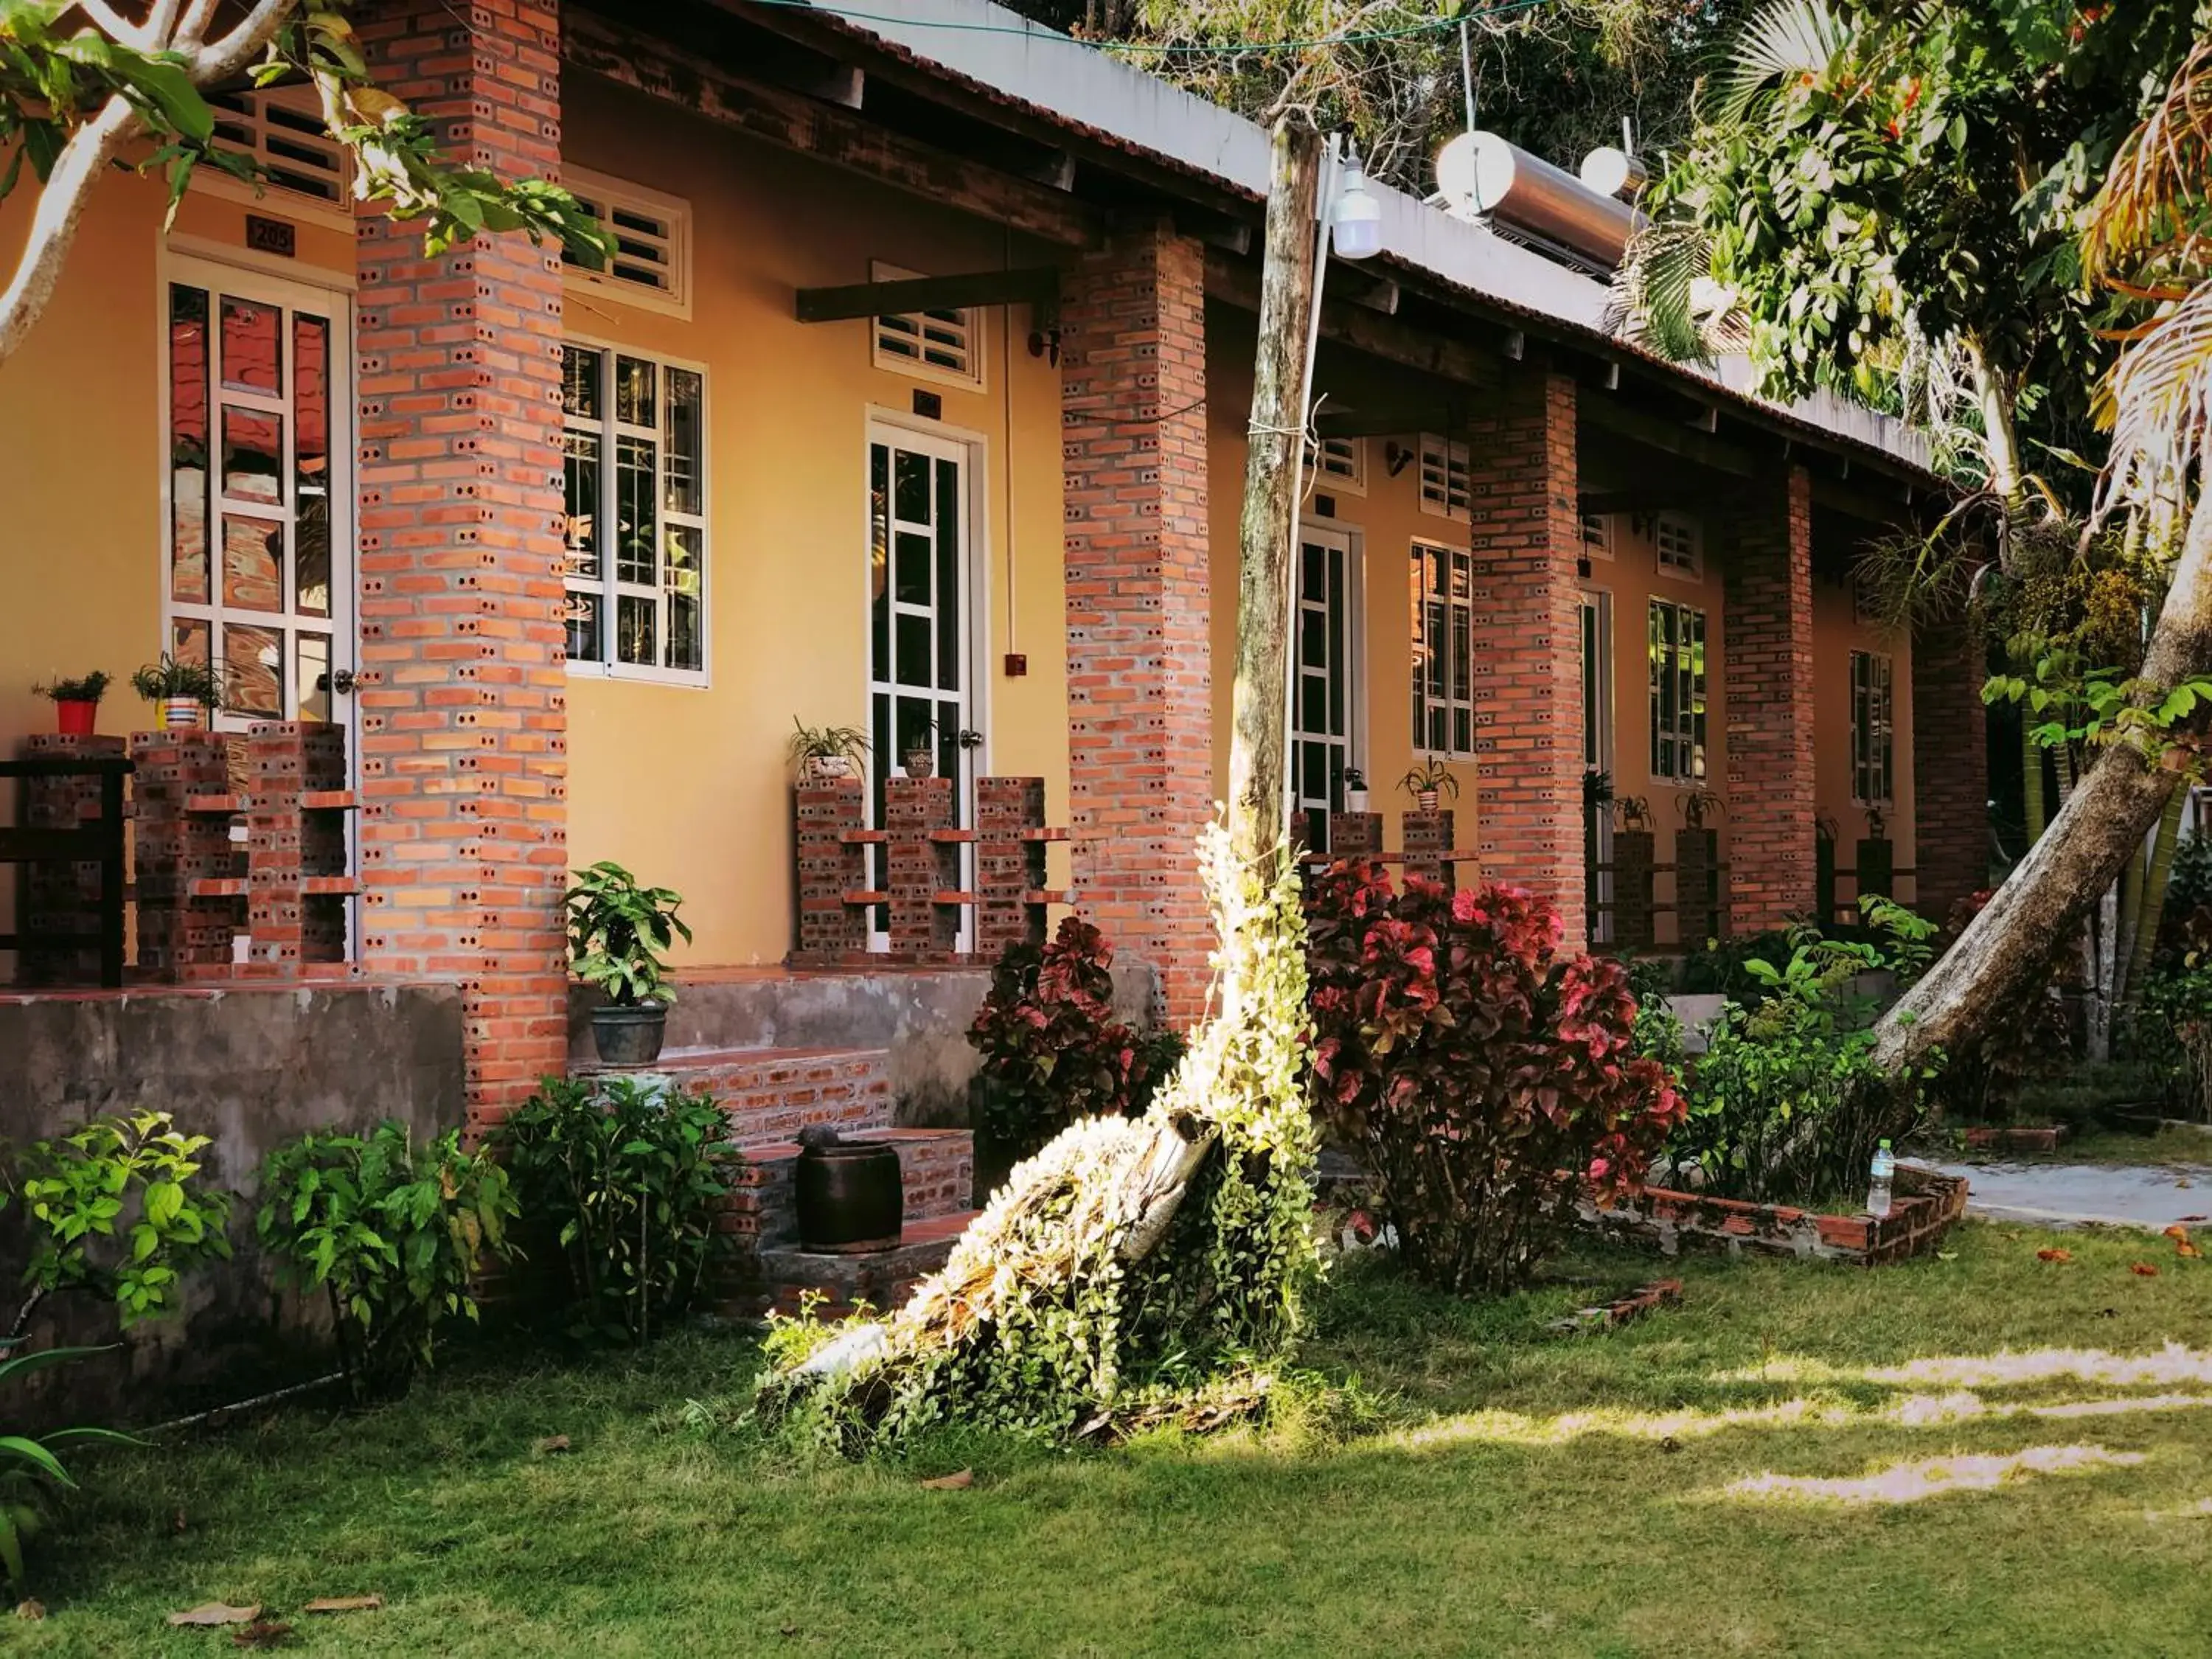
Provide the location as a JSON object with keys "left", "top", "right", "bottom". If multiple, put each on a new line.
{"left": 0, "top": 1110, "right": 232, "bottom": 1338}
{"left": 566, "top": 861, "right": 689, "bottom": 1006}
{"left": 0, "top": 1346, "right": 133, "bottom": 1588}
{"left": 495, "top": 1077, "right": 741, "bottom": 1343}
{"left": 255, "top": 1122, "right": 515, "bottom": 1398}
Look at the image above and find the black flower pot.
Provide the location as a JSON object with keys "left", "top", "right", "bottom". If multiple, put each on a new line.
{"left": 796, "top": 1137, "right": 904, "bottom": 1254}
{"left": 591, "top": 1002, "right": 667, "bottom": 1066}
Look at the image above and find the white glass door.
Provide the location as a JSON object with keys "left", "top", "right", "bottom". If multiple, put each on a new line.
{"left": 1293, "top": 527, "right": 1355, "bottom": 814}
{"left": 162, "top": 256, "right": 355, "bottom": 731}
{"left": 866, "top": 423, "right": 978, "bottom": 936}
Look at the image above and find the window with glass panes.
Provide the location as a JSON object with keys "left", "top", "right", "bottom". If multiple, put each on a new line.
{"left": 1851, "top": 650, "right": 1895, "bottom": 804}
{"left": 1410, "top": 541, "right": 1474, "bottom": 756}
{"left": 1647, "top": 598, "right": 1708, "bottom": 782}
{"left": 560, "top": 345, "right": 706, "bottom": 678}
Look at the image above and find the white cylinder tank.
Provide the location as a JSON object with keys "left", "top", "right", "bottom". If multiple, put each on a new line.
{"left": 1436, "top": 131, "right": 1640, "bottom": 269}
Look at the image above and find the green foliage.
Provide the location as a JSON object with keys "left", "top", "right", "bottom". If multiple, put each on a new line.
{"left": 32, "top": 670, "right": 107, "bottom": 703}
{"left": 0, "top": 1111, "right": 232, "bottom": 1330}
{"left": 762, "top": 824, "right": 1320, "bottom": 1451}
{"left": 1397, "top": 757, "right": 1459, "bottom": 800}
{"left": 255, "top": 1122, "right": 515, "bottom": 1397}
{"left": 495, "top": 1077, "right": 741, "bottom": 1344}
{"left": 1307, "top": 864, "right": 1683, "bottom": 1293}
{"left": 1669, "top": 906, "right": 1940, "bottom": 1200}
{"left": 566, "top": 862, "right": 690, "bottom": 1007}
{"left": 967, "top": 919, "right": 1172, "bottom": 1158}
{"left": 127, "top": 652, "right": 220, "bottom": 708}
{"left": 0, "top": 1346, "right": 134, "bottom": 1587}
{"left": 785, "top": 718, "right": 869, "bottom": 776}
{"left": 0, "top": 1, "right": 611, "bottom": 265}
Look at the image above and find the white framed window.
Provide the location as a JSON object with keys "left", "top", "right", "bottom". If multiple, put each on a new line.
{"left": 1581, "top": 511, "right": 1614, "bottom": 559}
{"left": 1416, "top": 431, "right": 1470, "bottom": 521}
{"left": 870, "top": 261, "right": 984, "bottom": 391}
{"left": 1654, "top": 510, "right": 1704, "bottom": 580}
{"left": 561, "top": 342, "right": 709, "bottom": 684}
{"left": 195, "top": 82, "right": 352, "bottom": 231}
{"left": 1411, "top": 540, "right": 1475, "bottom": 757}
{"left": 1306, "top": 434, "right": 1366, "bottom": 495}
{"left": 560, "top": 167, "right": 692, "bottom": 319}
{"left": 1851, "top": 650, "right": 1896, "bottom": 804}
{"left": 1648, "top": 598, "right": 1708, "bottom": 783}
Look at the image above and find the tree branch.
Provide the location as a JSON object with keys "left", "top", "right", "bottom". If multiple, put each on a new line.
{"left": 0, "top": 97, "right": 142, "bottom": 366}
{"left": 189, "top": 0, "right": 291, "bottom": 84}
{"left": 75, "top": 0, "right": 159, "bottom": 52}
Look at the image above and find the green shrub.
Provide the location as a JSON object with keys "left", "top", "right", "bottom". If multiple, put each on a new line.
{"left": 495, "top": 1077, "right": 741, "bottom": 1343}
{"left": 256, "top": 1122, "right": 516, "bottom": 1398}
{"left": 566, "top": 861, "right": 689, "bottom": 1007}
{"left": 0, "top": 1346, "right": 133, "bottom": 1587}
{"left": 0, "top": 1110, "right": 232, "bottom": 1338}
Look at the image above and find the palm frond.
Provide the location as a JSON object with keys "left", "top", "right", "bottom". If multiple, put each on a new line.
{"left": 2084, "top": 39, "right": 2212, "bottom": 290}
{"left": 1713, "top": 0, "right": 1848, "bottom": 125}
{"left": 2098, "top": 277, "right": 2212, "bottom": 521}
{"left": 1606, "top": 220, "right": 1748, "bottom": 364}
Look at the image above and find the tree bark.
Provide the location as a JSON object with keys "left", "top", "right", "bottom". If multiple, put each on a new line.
{"left": 1225, "top": 116, "right": 1322, "bottom": 869}
{"left": 0, "top": 97, "right": 139, "bottom": 366}
{"left": 1873, "top": 479, "right": 2212, "bottom": 1070}
{"left": 1963, "top": 332, "right": 2025, "bottom": 526}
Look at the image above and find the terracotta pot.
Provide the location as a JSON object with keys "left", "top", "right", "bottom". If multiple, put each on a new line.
{"left": 54, "top": 699, "right": 97, "bottom": 737}
{"left": 903, "top": 748, "right": 935, "bottom": 780}
{"left": 796, "top": 1137, "right": 904, "bottom": 1254}
{"left": 159, "top": 698, "right": 206, "bottom": 731}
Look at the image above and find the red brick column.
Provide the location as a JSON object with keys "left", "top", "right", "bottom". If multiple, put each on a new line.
{"left": 1911, "top": 612, "right": 1989, "bottom": 922}
{"left": 1059, "top": 222, "right": 1213, "bottom": 1023}
{"left": 1467, "top": 370, "right": 1586, "bottom": 947}
{"left": 1722, "top": 465, "right": 1816, "bottom": 934}
{"left": 357, "top": 0, "right": 568, "bottom": 1130}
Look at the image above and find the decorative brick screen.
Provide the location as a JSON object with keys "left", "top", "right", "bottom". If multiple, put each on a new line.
{"left": 1675, "top": 826, "right": 1723, "bottom": 946}
{"left": 1855, "top": 835, "right": 1895, "bottom": 905}
{"left": 1613, "top": 830, "right": 1656, "bottom": 950}
{"left": 131, "top": 731, "right": 240, "bottom": 978}
{"left": 357, "top": 0, "right": 570, "bottom": 1127}
{"left": 1401, "top": 808, "right": 1455, "bottom": 888}
{"left": 14, "top": 734, "right": 126, "bottom": 985}
{"left": 1722, "top": 466, "right": 1816, "bottom": 933}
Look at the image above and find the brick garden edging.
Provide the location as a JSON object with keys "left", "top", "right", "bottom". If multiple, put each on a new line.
{"left": 1575, "top": 1162, "right": 1968, "bottom": 1266}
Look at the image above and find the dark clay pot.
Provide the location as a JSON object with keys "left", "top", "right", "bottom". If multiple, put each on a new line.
{"left": 590, "top": 1002, "right": 667, "bottom": 1066}
{"left": 970, "top": 1122, "right": 1021, "bottom": 1210}
{"left": 796, "top": 1138, "right": 905, "bottom": 1254}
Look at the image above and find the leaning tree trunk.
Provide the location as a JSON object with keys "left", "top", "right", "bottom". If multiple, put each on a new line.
{"left": 1225, "top": 115, "right": 1322, "bottom": 869}
{"left": 1874, "top": 481, "right": 2212, "bottom": 1070}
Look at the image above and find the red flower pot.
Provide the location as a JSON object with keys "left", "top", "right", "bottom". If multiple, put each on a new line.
{"left": 55, "top": 699, "right": 97, "bottom": 737}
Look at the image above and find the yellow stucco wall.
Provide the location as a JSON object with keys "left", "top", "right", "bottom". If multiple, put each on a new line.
{"left": 558, "top": 77, "right": 1071, "bottom": 966}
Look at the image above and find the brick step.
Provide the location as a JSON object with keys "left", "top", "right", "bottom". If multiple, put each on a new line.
{"left": 575, "top": 1043, "right": 895, "bottom": 1143}
{"left": 748, "top": 1210, "right": 979, "bottom": 1321}
{"left": 737, "top": 1127, "right": 975, "bottom": 1251}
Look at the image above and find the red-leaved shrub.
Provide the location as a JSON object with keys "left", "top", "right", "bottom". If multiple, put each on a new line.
{"left": 1306, "top": 862, "right": 1683, "bottom": 1294}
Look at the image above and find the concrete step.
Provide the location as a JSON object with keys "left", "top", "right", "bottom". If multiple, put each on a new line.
{"left": 737, "top": 1127, "right": 975, "bottom": 1251}
{"left": 577, "top": 1044, "right": 895, "bottom": 1144}
{"left": 751, "top": 1209, "right": 980, "bottom": 1321}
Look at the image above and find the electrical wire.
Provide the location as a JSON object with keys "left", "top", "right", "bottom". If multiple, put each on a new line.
{"left": 740, "top": 0, "right": 1560, "bottom": 56}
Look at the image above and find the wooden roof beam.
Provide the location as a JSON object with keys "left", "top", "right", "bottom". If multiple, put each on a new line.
{"left": 565, "top": 10, "right": 1099, "bottom": 250}
{"left": 1205, "top": 249, "right": 1495, "bottom": 388}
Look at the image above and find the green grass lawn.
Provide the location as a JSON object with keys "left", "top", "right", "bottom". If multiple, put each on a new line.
{"left": 17, "top": 1220, "right": 2212, "bottom": 1658}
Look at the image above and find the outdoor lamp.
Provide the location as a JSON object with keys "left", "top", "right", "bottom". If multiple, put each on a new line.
{"left": 1332, "top": 157, "right": 1383, "bottom": 260}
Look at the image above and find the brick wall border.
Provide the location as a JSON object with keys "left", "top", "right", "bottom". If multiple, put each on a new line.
{"left": 1722, "top": 465, "right": 1816, "bottom": 934}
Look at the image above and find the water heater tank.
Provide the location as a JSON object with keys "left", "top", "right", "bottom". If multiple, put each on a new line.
{"left": 1579, "top": 146, "right": 1649, "bottom": 202}
{"left": 1436, "top": 131, "right": 1639, "bottom": 270}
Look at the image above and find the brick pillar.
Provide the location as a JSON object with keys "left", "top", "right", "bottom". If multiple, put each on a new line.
{"left": 357, "top": 0, "right": 568, "bottom": 1130}
{"left": 1912, "top": 613, "right": 1988, "bottom": 922}
{"left": 1722, "top": 465, "right": 1816, "bottom": 934}
{"left": 1467, "top": 371, "right": 1586, "bottom": 947}
{"left": 1060, "top": 222, "right": 1212, "bottom": 1023}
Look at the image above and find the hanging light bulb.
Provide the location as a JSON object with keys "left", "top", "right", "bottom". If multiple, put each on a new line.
{"left": 1332, "top": 155, "right": 1383, "bottom": 260}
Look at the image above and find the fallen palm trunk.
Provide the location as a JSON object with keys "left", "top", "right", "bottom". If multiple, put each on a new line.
{"left": 759, "top": 827, "right": 1318, "bottom": 1449}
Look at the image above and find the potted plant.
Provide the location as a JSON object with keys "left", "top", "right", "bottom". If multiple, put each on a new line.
{"left": 34, "top": 672, "right": 111, "bottom": 737}
{"left": 902, "top": 719, "right": 939, "bottom": 781}
{"left": 1399, "top": 758, "right": 1461, "bottom": 814}
{"left": 131, "top": 654, "right": 221, "bottom": 731}
{"left": 566, "top": 861, "right": 691, "bottom": 1065}
{"left": 787, "top": 718, "right": 869, "bottom": 784}
{"left": 1343, "top": 768, "right": 1369, "bottom": 813}
{"left": 1679, "top": 786, "right": 1725, "bottom": 830}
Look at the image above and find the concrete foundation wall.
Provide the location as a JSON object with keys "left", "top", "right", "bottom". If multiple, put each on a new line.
{"left": 0, "top": 983, "right": 465, "bottom": 1426}
{"left": 566, "top": 964, "right": 1158, "bottom": 1127}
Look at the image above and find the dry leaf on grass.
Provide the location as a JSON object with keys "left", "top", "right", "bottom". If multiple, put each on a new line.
{"left": 919, "top": 1468, "right": 974, "bottom": 1489}
{"left": 232, "top": 1619, "right": 293, "bottom": 1649}
{"left": 15, "top": 1599, "right": 44, "bottom": 1621}
{"left": 302, "top": 1596, "right": 382, "bottom": 1614}
{"left": 534, "top": 1435, "right": 571, "bottom": 1455}
{"left": 2132, "top": 1263, "right": 2162, "bottom": 1278}
{"left": 168, "top": 1603, "right": 261, "bottom": 1627}
{"left": 2037, "top": 1248, "right": 2073, "bottom": 1263}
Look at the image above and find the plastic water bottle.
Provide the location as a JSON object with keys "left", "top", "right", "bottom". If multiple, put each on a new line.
{"left": 1866, "top": 1140, "right": 1896, "bottom": 1220}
